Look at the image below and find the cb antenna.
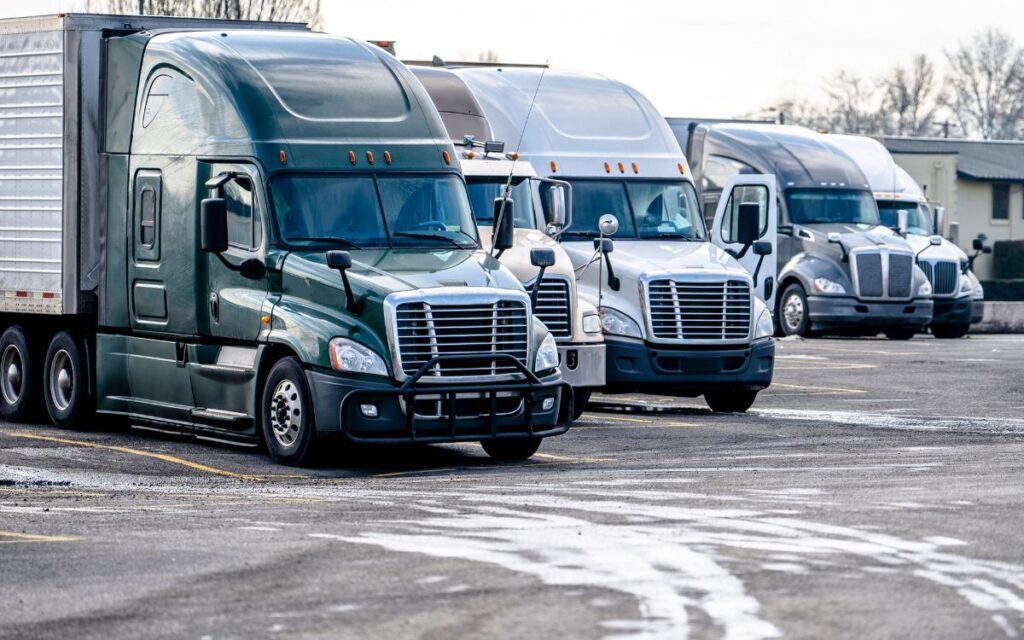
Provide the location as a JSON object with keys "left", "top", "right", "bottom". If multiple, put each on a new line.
{"left": 491, "top": 61, "right": 548, "bottom": 258}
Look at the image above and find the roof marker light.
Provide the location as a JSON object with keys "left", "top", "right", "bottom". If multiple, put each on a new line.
{"left": 632, "top": 162, "right": 639, "bottom": 174}
{"left": 442, "top": 150, "right": 451, "bottom": 165}
{"left": 603, "top": 162, "right": 611, "bottom": 173}
{"left": 366, "top": 151, "right": 374, "bottom": 165}
{"left": 383, "top": 151, "right": 392, "bottom": 165}
{"left": 550, "top": 160, "right": 557, "bottom": 173}
{"left": 348, "top": 150, "right": 356, "bottom": 165}
{"left": 509, "top": 152, "right": 520, "bottom": 161}
{"left": 467, "top": 150, "right": 476, "bottom": 159}
{"left": 617, "top": 162, "right": 625, "bottom": 174}
{"left": 279, "top": 150, "right": 287, "bottom": 165}
{"left": 677, "top": 163, "right": 685, "bottom": 175}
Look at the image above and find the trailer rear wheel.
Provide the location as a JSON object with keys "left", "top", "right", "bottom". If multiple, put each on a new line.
{"left": 261, "top": 357, "right": 319, "bottom": 466}
{"left": 704, "top": 390, "right": 758, "bottom": 413}
{"left": 43, "top": 331, "right": 91, "bottom": 429}
{"left": 481, "top": 437, "right": 542, "bottom": 461}
{"left": 0, "top": 326, "right": 36, "bottom": 421}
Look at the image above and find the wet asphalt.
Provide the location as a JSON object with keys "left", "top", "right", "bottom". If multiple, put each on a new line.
{"left": 1, "top": 334, "right": 1023, "bottom": 640}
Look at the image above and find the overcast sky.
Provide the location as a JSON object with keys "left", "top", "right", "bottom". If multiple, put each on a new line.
{"left": 13, "top": 0, "right": 1024, "bottom": 120}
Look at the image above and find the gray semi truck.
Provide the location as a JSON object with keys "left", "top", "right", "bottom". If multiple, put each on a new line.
{"left": 0, "top": 15, "right": 565, "bottom": 465}
{"left": 679, "top": 122, "right": 934, "bottom": 339}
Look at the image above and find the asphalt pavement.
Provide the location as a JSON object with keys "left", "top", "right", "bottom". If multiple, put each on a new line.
{"left": 2, "top": 335, "right": 1023, "bottom": 640}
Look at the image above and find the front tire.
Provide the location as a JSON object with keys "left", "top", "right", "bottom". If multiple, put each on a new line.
{"left": 884, "top": 328, "right": 916, "bottom": 340}
{"left": 931, "top": 323, "right": 970, "bottom": 339}
{"left": 43, "top": 331, "right": 91, "bottom": 428}
{"left": 705, "top": 390, "right": 758, "bottom": 413}
{"left": 779, "top": 283, "right": 810, "bottom": 337}
{"left": 559, "top": 388, "right": 592, "bottom": 423}
{"left": 481, "top": 437, "right": 541, "bottom": 461}
{"left": 0, "top": 326, "right": 37, "bottom": 421}
{"left": 261, "top": 357, "right": 319, "bottom": 466}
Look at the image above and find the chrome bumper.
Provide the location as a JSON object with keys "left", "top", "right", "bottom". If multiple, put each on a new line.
{"left": 558, "top": 342, "right": 606, "bottom": 389}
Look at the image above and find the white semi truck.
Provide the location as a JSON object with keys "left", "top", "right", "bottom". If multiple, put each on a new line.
{"left": 453, "top": 67, "right": 777, "bottom": 413}
{"left": 828, "top": 135, "right": 986, "bottom": 338}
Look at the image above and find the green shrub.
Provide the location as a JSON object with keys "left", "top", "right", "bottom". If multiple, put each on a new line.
{"left": 980, "top": 279, "right": 1024, "bottom": 301}
{"left": 993, "top": 240, "right": 1024, "bottom": 279}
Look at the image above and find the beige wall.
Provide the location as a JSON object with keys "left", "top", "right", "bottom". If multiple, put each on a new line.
{"left": 892, "top": 152, "right": 1024, "bottom": 280}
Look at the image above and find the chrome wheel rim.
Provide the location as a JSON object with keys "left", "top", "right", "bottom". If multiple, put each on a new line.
{"left": 783, "top": 293, "right": 804, "bottom": 333}
{"left": 1, "top": 344, "right": 23, "bottom": 406}
{"left": 269, "top": 379, "right": 303, "bottom": 448}
{"left": 49, "top": 349, "right": 74, "bottom": 412}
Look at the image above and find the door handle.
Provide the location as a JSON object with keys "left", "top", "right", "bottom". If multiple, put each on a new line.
{"left": 209, "top": 292, "right": 219, "bottom": 323}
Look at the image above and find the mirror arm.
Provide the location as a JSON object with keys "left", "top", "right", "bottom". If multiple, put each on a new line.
{"left": 604, "top": 253, "right": 620, "bottom": 291}
{"left": 530, "top": 266, "right": 548, "bottom": 307}
{"left": 752, "top": 254, "right": 765, "bottom": 285}
{"left": 338, "top": 269, "right": 363, "bottom": 314}
{"left": 215, "top": 252, "right": 240, "bottom": 273}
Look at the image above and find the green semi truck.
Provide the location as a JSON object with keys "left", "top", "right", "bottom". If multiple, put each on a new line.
{"left": 0, "top": 15, "right": 564, "bottom": 465}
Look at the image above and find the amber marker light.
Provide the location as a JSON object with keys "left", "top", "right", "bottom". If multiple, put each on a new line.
{"left": 603, "top": 162, "right": 611, "bottom": 173}
{"left": 509, "top": 152, "right": 520, "bottom": 161}
{"left": 383, "top": 150, "right": 392, "bottom": 165}
{"left": 443, "top": 150, "right": 451, "bottom": 165}
{"left": 261, "top": 314, "right": 270, "bottom": 325}
{"left": 677, "top": 163, "right": 685, "bottom": 175}
{"left": 467, "top": 150, "right": 476, "bottom": 159}
{"left": 366, "top": 151, "right": 374, "bottom": 165}
{"left": 348, "top": 150, "right": 356, "bottom": 165}
{"left": 617, "top": 162, "right": 625, "bottom": 174}
{"left": 632, "top": 162, "right": 639, "bottom": 174}
{"left": 279, "top": 150, "right": 287, "bottom": 165}
{"left": 550, "top": 160, "right": 557, "bottom": 173}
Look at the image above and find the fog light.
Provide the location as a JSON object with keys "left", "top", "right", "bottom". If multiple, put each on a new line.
{"left": 360, "top": 403, "right": 379, "bottom": 418}
{"left": 542, "top": 397, "right": 555, "bottom": 411}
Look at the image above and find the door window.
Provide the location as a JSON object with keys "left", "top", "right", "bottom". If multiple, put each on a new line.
{"left": 720, "top": 184, "right": 769, "bottom": 244}
{"left": 133, "top": 169, "right": 162, "bottom": 262}
{"left": 224, "top": 177, "right": 261, "bottom": 249}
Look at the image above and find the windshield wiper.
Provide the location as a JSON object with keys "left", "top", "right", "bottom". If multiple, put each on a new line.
{"left": 559, "top": 230, "right": 597, "bottom": 238}
{"left": 392, "top": 231, "right": 476, "bottom": 249}
{"left": 644, "top": 232, "right": 699, "bottom": 240}
{"left": 288, "top": 236, "right": 364, "bottom": 249}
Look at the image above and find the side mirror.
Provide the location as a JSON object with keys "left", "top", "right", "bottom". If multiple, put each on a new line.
{"left": 827, "top": 232, "right": 848, "bottom": 261}
{"left": 528, "top": 248, "right": 557, "bottom": 307}
{"left": 200, "top": 198, "right": 228, "bottom": 253}
{"left": 593, "top": 237, "right": 614, "bottom": 254}
{"left": 972, "top": 235, "right": 987, "bottom": 252}
{"left": 326, "top": 250, "right": 362, "bottom": 314}
{"left": 545, "top": 186, "right": 567, "bottom": 228}
{"left": 896, "top": 209, "right": 909, "bottom": 235}
{"left": 598, "top": 213, "right": 619, "bottom": 237}
{"left": 929, "top": 235, "right": 943, "bottom": 246}
{"left": 736, "top": 202, "right": 761, "bottom": 246}
{"left": 753, "top": 241, "right": 773, "bottom": 256}
{"left": 592, "top": 237, "right": 618, "bottom": 291}
{"left": 934, "top": 206, "right": 946, "bottom": 235}
{"left": 492, "top": 197, "right": 515, "bottom": 252}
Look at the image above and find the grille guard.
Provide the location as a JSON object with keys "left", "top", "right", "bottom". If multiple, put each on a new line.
{"left": 341, "top": 352, "right": 566, "bottom": 443}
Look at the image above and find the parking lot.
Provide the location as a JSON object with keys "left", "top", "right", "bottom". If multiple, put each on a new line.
{"left": 2, "top": 334, "right": 1023, "bottom": 640}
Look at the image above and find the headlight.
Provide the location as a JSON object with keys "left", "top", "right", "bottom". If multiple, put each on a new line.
{"left": 582, "top": 312, "right": 602, "bottom": 334}
{"left": 972, "top": 282, "right": 984, "bottom": 300}
{"left": 534, "top": 333, "right": 559, "bottom": 371}
{"left": 329, "top": 338, "right": 388, "bottom": 376}
{"left": 599, "top": 306, "right": 642, "bottom": 338}
{"left": 917, "top": 281, "right": 932, "bottom": 297}
{"left": 754, "top": 308, "right": 774, "bottom": 339}
{"left": 813, "top": 277, "right": 846, "bottom": 295}
{"left": 960, "top": 275, "right": 973, "bottom": 294}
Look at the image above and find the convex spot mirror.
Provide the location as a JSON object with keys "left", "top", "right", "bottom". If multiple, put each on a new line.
{"left": 493, "top": 197, "right": 515, "bottom": 251}
{"left": 929, "top": 235, "right": 943, "bottom": 246}
{"left": 201, "top": 198, "right": 228, "bottom": 253}
{"left": 598, "top": 214, "right": 619, "bottom": 236}
{"left": 736, "top": 202, "right": 761, "bottom": 246}
{"left": 545, "top": 186, "right": 567, "bottom": 228}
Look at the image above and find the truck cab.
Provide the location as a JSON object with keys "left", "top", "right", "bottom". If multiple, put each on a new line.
{"left": 0, "top": 17, "right": 564, "bottom": 466}
{"left": 682, "top": 123, "right": 934, "bottom": 340}
{"left": 410, "top": 66, "right": 605, "bottom": 420}
{"left": 453, "top": 68, "right": 776, "bottom": 413}
{"left": 827, "top": 135, "right": 986, "bottom": 338}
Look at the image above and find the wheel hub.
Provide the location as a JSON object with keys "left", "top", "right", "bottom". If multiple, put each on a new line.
{"left": 1, "top": 344, "right": 23, "bottom": 405}
{"left": 783, "top": 294, "right": 804, "bottom": 332}
{"left": 49, "top": 349, "right": 74, "bottom": 412}
{"left": 269, "top": 380, "right": 302, "bottom": 448}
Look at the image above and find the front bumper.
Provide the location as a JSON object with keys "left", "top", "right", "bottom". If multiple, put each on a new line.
{"left": 931, "top": 295, "right": 974, "bottom": 326}
{"left": 808, "top": 295, "right": 933, "bottom": 331}
{"left": 971, "top": 300, "right": 985, "bottom": 324}
{"left": 557, "top": 342, "right": 606, "bottom": 389}
{"left": 601, "top": 337, "right": 775, "bottom": 397}
{"left": 307, "top": 355, "right": 565, "bottom": 444}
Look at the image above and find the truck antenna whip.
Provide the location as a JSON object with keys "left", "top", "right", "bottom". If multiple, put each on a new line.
{"left": 491, "top": 62, "right": 548, "bottom": 258}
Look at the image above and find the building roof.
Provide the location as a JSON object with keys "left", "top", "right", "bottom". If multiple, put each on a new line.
{"left": 883, "top": 137, "right": 1024, "bottom": 182}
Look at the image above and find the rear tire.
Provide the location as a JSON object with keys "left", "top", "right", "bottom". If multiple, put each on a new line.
{"left": 778, "top": 283, "right": 810, "bottom": 337}
{"left": 705, "top": 390, "right": 758, "bottom": 413}
{"left": 43, "top": 331, "right": 92, "bottom": 429}
{"left": 931, "top": 323, "right": 970, "bottom": 339}
{"left": 261, "top": 357, "right": 319, "bottom": 466}
{"left": 884, "top": 328, "right": 916, "bottom": 340}
{"left": 0, "top": 326, "right": 37, "bottom": 422}
{"left": 481, "top": 437, "right": 541, "bottom": 461}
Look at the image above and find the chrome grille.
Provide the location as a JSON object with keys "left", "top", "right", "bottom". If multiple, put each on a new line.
{"left": 853, "top": 250, "right": 915, "bottom": 299}
{"left": 532, "top": 277, "right": 572, "bottom": 339}
{"left": 393, "top": 299, "right": 529, "bottom": 380}
{"left": 647, "top": 278, "right": 751, "bottom": 341}
{"left": 919, "top": 259, "right": 958, "bottom": 296}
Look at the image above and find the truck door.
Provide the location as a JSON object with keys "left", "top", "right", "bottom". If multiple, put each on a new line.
{"left": 710, "top": 175, "right": 778, "bottom": 309}
{"left": 189, "top": 163, "right": 270, "bottom": 429}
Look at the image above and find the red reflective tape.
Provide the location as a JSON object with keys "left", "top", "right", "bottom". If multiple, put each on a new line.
{"left": 41, "top": 292, "right": 55, "bottom": 299}
{"left": 15, "top": 291, "right": 27, "bottom": 297}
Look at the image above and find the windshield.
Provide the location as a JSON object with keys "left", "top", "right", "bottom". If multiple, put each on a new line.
{"left": 785, "top": 189, "right": 879, "bottom": 226}
{"left": 270, "top": 174, "right": 479, "bottom": 250}
{"left": 877, "top": 200, "right": 934, "bottom": 235}
{"left": 465, "top": 177, "right": 538, "bottom": 229}
{"left": 561, "top": 180, "right": 706, "bottom": 240}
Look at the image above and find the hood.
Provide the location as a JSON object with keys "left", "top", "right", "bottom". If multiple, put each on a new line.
{"left": 795, "top": 223, "right": 916, "bottom": 253}
{"left": 903, "top": 234, "right": 968, "bottom": 262}
{"left": 478, "top": 227, "right": 574, "bottom": 283}
{"left": 561, "top": 239, "right": 749, "bottom": 281}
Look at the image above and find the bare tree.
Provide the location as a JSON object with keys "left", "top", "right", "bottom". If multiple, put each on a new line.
{"left": 819, "top": 70, "right": 884, "bottom": 134}
{"left": 476, "top": 49, "right": 500, "bottom": 64}
{"left": 945, "top": 29, "right": 1024, "bottom": 139}
{"left": 879, "top": 54, "right": 945, "bottom": 136}
{"left": 86, "top": 0, "right": 321, "bottom": 29}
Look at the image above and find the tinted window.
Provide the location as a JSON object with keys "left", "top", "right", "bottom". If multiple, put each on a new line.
{"left": 378, "top": 175, "right": 478, "bottom": 248}
{"left": 993, "top": 184, "right": 1010, "bottom": 220}
{"left": 272, "top": 176, "right": 386, "bottom": 248}
{"left": 563, "top": 181, "right": 635, "bottom": 238}
{"left": 877, "top": 200, "right": 933, "bottom": 235}
{"left": 224, "top": 178, "right": 257, "bottom": 249}
{"left": 703, "top": 154, "right": 757, "bottom": 191}
{"left": 466, "top": 177, "right": 536, "bottom": 229}
{"left": 721, "top": 185, "right": 769, "bottom": 243}
{"left": 627, "top": 181, "right": 706, "bottom": 240}
{"left": 785, "top": 189, "right": 879, "bottom": 225}
{"left": 140, "top": 188, "right": 156, "bottom": 247}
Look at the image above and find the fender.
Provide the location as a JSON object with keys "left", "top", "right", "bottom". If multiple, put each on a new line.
{"left": 778, "top": 252, "right": 851, "bottom": 300}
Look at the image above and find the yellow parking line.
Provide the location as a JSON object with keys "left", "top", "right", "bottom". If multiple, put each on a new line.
{"left": 2, "top": 431, "right": 266, "bottom": 481}
{"left": 0, "top": 529, "right": 78, "bottom": 544}
{"left": 372, "top": 467, "right": 460, "bottom": 478}
{"left": 574, "top": 421, "right": 701, "bottom": 429}
{"left": 532, "top": 452, "right": 615, "bottom": 463}
{"left": 770, "top": 382, "right": 866, "bottom": 395}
